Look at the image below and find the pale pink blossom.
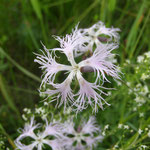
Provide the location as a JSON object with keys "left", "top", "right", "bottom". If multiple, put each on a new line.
{"left": 35, "top": 23, "right": 120, "bottom": 113}
{"left": 77, "top": 21, "right": 120, "bottom": 55}
{"left": 62, "top": 116, "right": 103, "bottom": 150}
{"left": 15, "top": 117, "right": 63, "bottom": 150}
{"left": 43, "top": 72, "right": 75, "bottom": 111}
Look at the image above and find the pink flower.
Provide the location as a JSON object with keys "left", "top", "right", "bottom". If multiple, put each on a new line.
{"left": 15, "top": 117, "right": 63, "bottom": 150}
{"left": 35, "top": 23, "right": 120, "bottom": 113}
{"left": 77, "top": 21, "right": 120, "bottom": 55}
{"left": 62, "top": 116, "right": 103, "bottom": 150}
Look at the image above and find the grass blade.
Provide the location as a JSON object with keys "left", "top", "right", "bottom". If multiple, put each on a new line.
{"left": 30, "top": 0, "right": 48, "bottom": 44}
{"left": 130, "top": 10, "right": 150, "bottom": 59}
{"left": 0, "top": 75, "right": 20, "bottom": 116}
{"left": 30, "top": 0, "right": 42, "bottom": 21}
{"left": 0, "top": 123, "right": 16, "bottom": 149}
{"left": 24, "top": 20, "right": 40, "bottom": 50}
{"left": 43, "top": 0, "right": 73, "bottom": 8}
{"left": 126, "top": 0, "right": 145, "bottom": 56}
{"left": 0, "top": 47, "right": 41, "bottom": 83}
{"left": 108, "top": 0, "right": 116, "bottom": 12}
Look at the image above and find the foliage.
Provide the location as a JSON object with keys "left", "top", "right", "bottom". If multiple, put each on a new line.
{"left": 0, "top": 0, "right": 150, "bottom": 149}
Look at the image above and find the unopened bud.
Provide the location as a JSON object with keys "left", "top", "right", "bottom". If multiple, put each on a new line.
{"left": 98, "top": 36, "right": 109, "bottom": 42}
{"left": 80, "top": 66, "right": 94, "bottom": 73}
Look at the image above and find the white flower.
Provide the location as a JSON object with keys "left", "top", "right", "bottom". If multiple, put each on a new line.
{"left": 137, "top": 55, "right": 144, "bottom": 63}
{"left": 78, "top": 21, "right": 120, "bottom": 54}
{"left": 126, "top": 82, "right": 131, "bottom": 86}
{"left": 145, "top": 128, "right": 148, "bottom": 131}
{"left": 114, "top": 144, "right": 119, "bottom": 148}
{"left": 139, "top": 113, "right": 144, "bottom": 117}
{"left": 23, "top": 108, "right": 31, "bottom": 114}
{"left": 141, "top": 73, "right": 149, "bottom": 80}
{"left": 35, "top": 107, "right": 45, "bottom": 114}
{"left": 62, "top": 116, "right": 103, "bottom": 150}
{"left": 125, "top": 59, "right": 130, "bottom": 64}
{"left": 130, "top": 130, "right": 133, "bottom": 133}
{"left": 35, "top": 24, "right": 120, "bottom": 113}
{"left": 107, "top": 91, "right": 112, "bottom": 96}
{"left": 137, "top": 103, "right": 142, "bottom": 107}
{"left": 134, "top": 96, "right": 146, "bottom": 104}
{"left": 124, "top": 125, "right": 129, "bottom": 129}
{"left": 116, "top": 81, "right": 122, "bottom": 86}
{"left": 22, "top": 114, "right": 27, "bottom": 121}
{"left": 138, "top": 129, "right": 143, "bottom": 134}
{"left": 102, "top": 131, "right": 106, "bottom": 136}
{"left": 144, "top": 51, "right": 150, "bottom": 58}
{"left": 44, "top": 102, "right": 48, "bottom": 105}
{"left": 142, "top": 85, "right": 149, "bottom": 95}
{"left": 15, "top": 117, "right": 63, "bottom": 150}
{"left": 118, "top": 123, "right": 123, "bottom": 129}
{"left": 140, "top": 145, "right": 147, "bottom": 149}
{"left": 148, "top": 130, "right": 150, "bottom": 137}
{"left": 104, "top": 124, "right": 109, "bottom": 130}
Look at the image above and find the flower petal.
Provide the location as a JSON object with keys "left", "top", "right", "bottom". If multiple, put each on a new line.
{"left": 79, "top": 44, "right": 120, "bottom": 83}
{"left": 34, "top": 46, "right": 72, "bottom": 88}
{"left": 43, "top": 72, "right": 75, "bottom": 111}
{"left": 74, "top": 72, "right": 110, "bottom": 112}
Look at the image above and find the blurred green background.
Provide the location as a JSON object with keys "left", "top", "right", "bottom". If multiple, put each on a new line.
{"left": 0, "top": 0, "right": 150, "bottom": 149}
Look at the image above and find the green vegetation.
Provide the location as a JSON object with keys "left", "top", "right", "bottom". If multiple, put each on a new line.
{"left": 0, "top": 0, "right": 150, "bottom": 149}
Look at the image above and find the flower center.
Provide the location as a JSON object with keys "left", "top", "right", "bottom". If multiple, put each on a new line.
{"left": 36, "top": 137, "right": 43, "bottom": 143}
{"left": 74, "top": 133, "right": 84, "bottom": 143}
{"left": 73, "top": 65, "right": 80, "bottom": 73}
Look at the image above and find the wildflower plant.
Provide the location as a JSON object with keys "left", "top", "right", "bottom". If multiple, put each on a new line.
{"left": 34, "top": 22, "right": 120, "bottom": 113}
{"left": 15, "top": 21, "right": 123, "bottom": 150}
{"left": 1, "top": 0, "right": 149, "bottom": 149}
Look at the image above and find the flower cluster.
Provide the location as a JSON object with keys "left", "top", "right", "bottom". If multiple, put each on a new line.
{"left": 0, "top": 134, "right": 9, "bottom": 150}
{"left": 136, "top": 51, "right": 150, "bottom": 81}
{"left": 15, "top": 21, "right": 121, "bottom": 150}
{"left": 35, "top": 21, "right": 120, "bottom": 113}
{"left": 123, "top": 51, "right": 150, "bottom": 118}
{"left": 15, "top": 116, "right": 103, "bottom": 150}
